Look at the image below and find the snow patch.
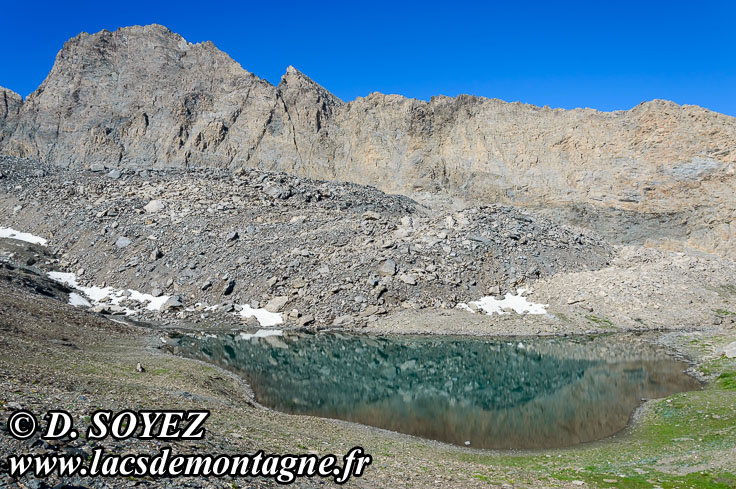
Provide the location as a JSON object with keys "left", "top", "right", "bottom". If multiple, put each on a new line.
{"left": 48, "top": 271, "right": 82, "bottom": 288}
{"left": 68, "top": 293, "right": 91, "bottom": 307}
{"left": 48, "top": 271, "right": 170, "bottom": 313}
{"left": 48, "top": 272, "right": 284, "bottom": 327}
{"left": 239, "top": 305, "right": 284, "bottom": 327}
{"left": 457, "top": 290, "right": 548, "bottom": 316}
{"left": 0, "top": 227, "right": 48, "bottom": 246}
{"left": 126, "top": 289, "right": 170, "bottom": 311}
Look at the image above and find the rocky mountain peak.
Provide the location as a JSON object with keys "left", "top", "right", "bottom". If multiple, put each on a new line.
{"left": 279, "top": 65, "right": 343, "bottom": 106}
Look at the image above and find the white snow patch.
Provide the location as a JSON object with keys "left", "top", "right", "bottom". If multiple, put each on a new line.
{"left": 238, "top": 329, "right": 283, "bottom": 341}
{"left": 48, "top": 271, "right": 170, "bottom": 313}
{"left": 68, "top": 293, "right": 91, "bottom": 307}
{"left": 239, "top": 305, "right": 283, "bottom": 327}
{"left": 457, "top": 289, "right": 548, "bottom": 316}
{"left": 0, "top": 227, "right": 48, "bottom": 246}
{"left": 126, "top": 290, "right": 170, "bottom": 311}
{"left": 48, "top": 271, "right": 284, "bottom": 326}
{"left": 48, "top": 271, "right": 82, "bottom": 288}
{"left": 187, "top": 302, "right": 283, "bottom": 327}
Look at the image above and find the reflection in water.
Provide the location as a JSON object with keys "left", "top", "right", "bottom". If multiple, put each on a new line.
{"left": 175, "top": 333, "right": 699, "bottom": 449}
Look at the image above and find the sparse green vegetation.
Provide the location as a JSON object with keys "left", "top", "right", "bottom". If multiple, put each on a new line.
{"left": 717, "top": 371, "right": 736, "bottom": 390}
{"left": 471, "top": 472, "right": 490, "bottom": 482}
{"left": 553, "top": 469, "right": 736, "bottom": 489}
{"left": 715, "top": 308, "right": 736, "bottom": 317}
{"left": 585, "top": 314, "right": 615, "bottom": 328}
{"left": 554, "top": 312, "right": 571, "bottom": 322}
{"left": 722, "top": 285, "right": 736, "bottom": 295}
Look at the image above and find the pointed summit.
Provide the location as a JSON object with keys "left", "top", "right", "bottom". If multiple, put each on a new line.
{"left": 279, "top": 66, "right": 343, "bottom": 106}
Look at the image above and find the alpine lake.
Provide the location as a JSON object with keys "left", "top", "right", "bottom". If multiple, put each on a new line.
{"left": 172, "top": 331, "right": 700, "bottom": 450}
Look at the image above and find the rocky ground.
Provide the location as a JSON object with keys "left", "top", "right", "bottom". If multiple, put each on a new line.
{"left": 364, "top": 244, "right": 736, "bottom": 338}
{"left": 2, "top": 155, "right": 732, "bottom": 338}
{"left": 0, "top": 155, "right": 612, "bottom": 329}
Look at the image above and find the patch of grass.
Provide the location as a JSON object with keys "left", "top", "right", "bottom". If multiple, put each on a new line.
{"left": 147, "top": 368, "right": 170, "bottom": 375}
{"left": 715, "top": 309, "right": 736, "bottom": 317}
{"left": 585, "top": 314, "right": 615, "bottom": 328}
{"left": 554, "top": 469, "right": 736, "bottom": 489}
{"left": 717, "top": 371, "right": 736, "bottom": 390}
{"left": 698, "top": 356, "right": 732, "bottom": 376}
{"left": 471, "top": 472, "right": 490, "bottom": 482}
{"left": 554, "top": 469, "right": 653, "bottom": 488}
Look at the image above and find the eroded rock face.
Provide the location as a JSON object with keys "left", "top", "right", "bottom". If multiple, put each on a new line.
{"left": 0, "top": 87, "right": 23, "bottom": 147}
{"left": 0, "top": 25, "right": 735, "bottom": 256}
{"left": 1, "top": 25, "right": 293, "bottom": 168}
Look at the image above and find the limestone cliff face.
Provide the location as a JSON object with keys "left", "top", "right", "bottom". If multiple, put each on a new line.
{"left": 1, "top": 24, "right": 735, "bottom": 255}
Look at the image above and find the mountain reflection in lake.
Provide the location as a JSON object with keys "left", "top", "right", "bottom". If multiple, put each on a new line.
{"left": 174, "top": 332, "right": 699, "bottom": 449}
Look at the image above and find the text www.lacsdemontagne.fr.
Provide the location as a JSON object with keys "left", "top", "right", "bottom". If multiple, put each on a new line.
{"left": 8, "top": 446, "right": 371, "bottom": 484}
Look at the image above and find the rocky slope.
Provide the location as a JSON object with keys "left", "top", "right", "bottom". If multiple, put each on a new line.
{"left": 1, "top": 24, "right": 734, "bottom": 258}
{"left": 0, "top": 155, "right": 611, "bottom": 327}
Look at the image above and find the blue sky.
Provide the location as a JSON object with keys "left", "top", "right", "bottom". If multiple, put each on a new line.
{"left": 1, "top": 0, "right": 734, "bottom": 116}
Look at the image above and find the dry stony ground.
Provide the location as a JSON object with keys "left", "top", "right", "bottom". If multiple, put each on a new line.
{"left": 366, "top": 245, "right": 736, "bottom": 336}
{"left": 1, "top": 157, "right": 736, "bottom": 488}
